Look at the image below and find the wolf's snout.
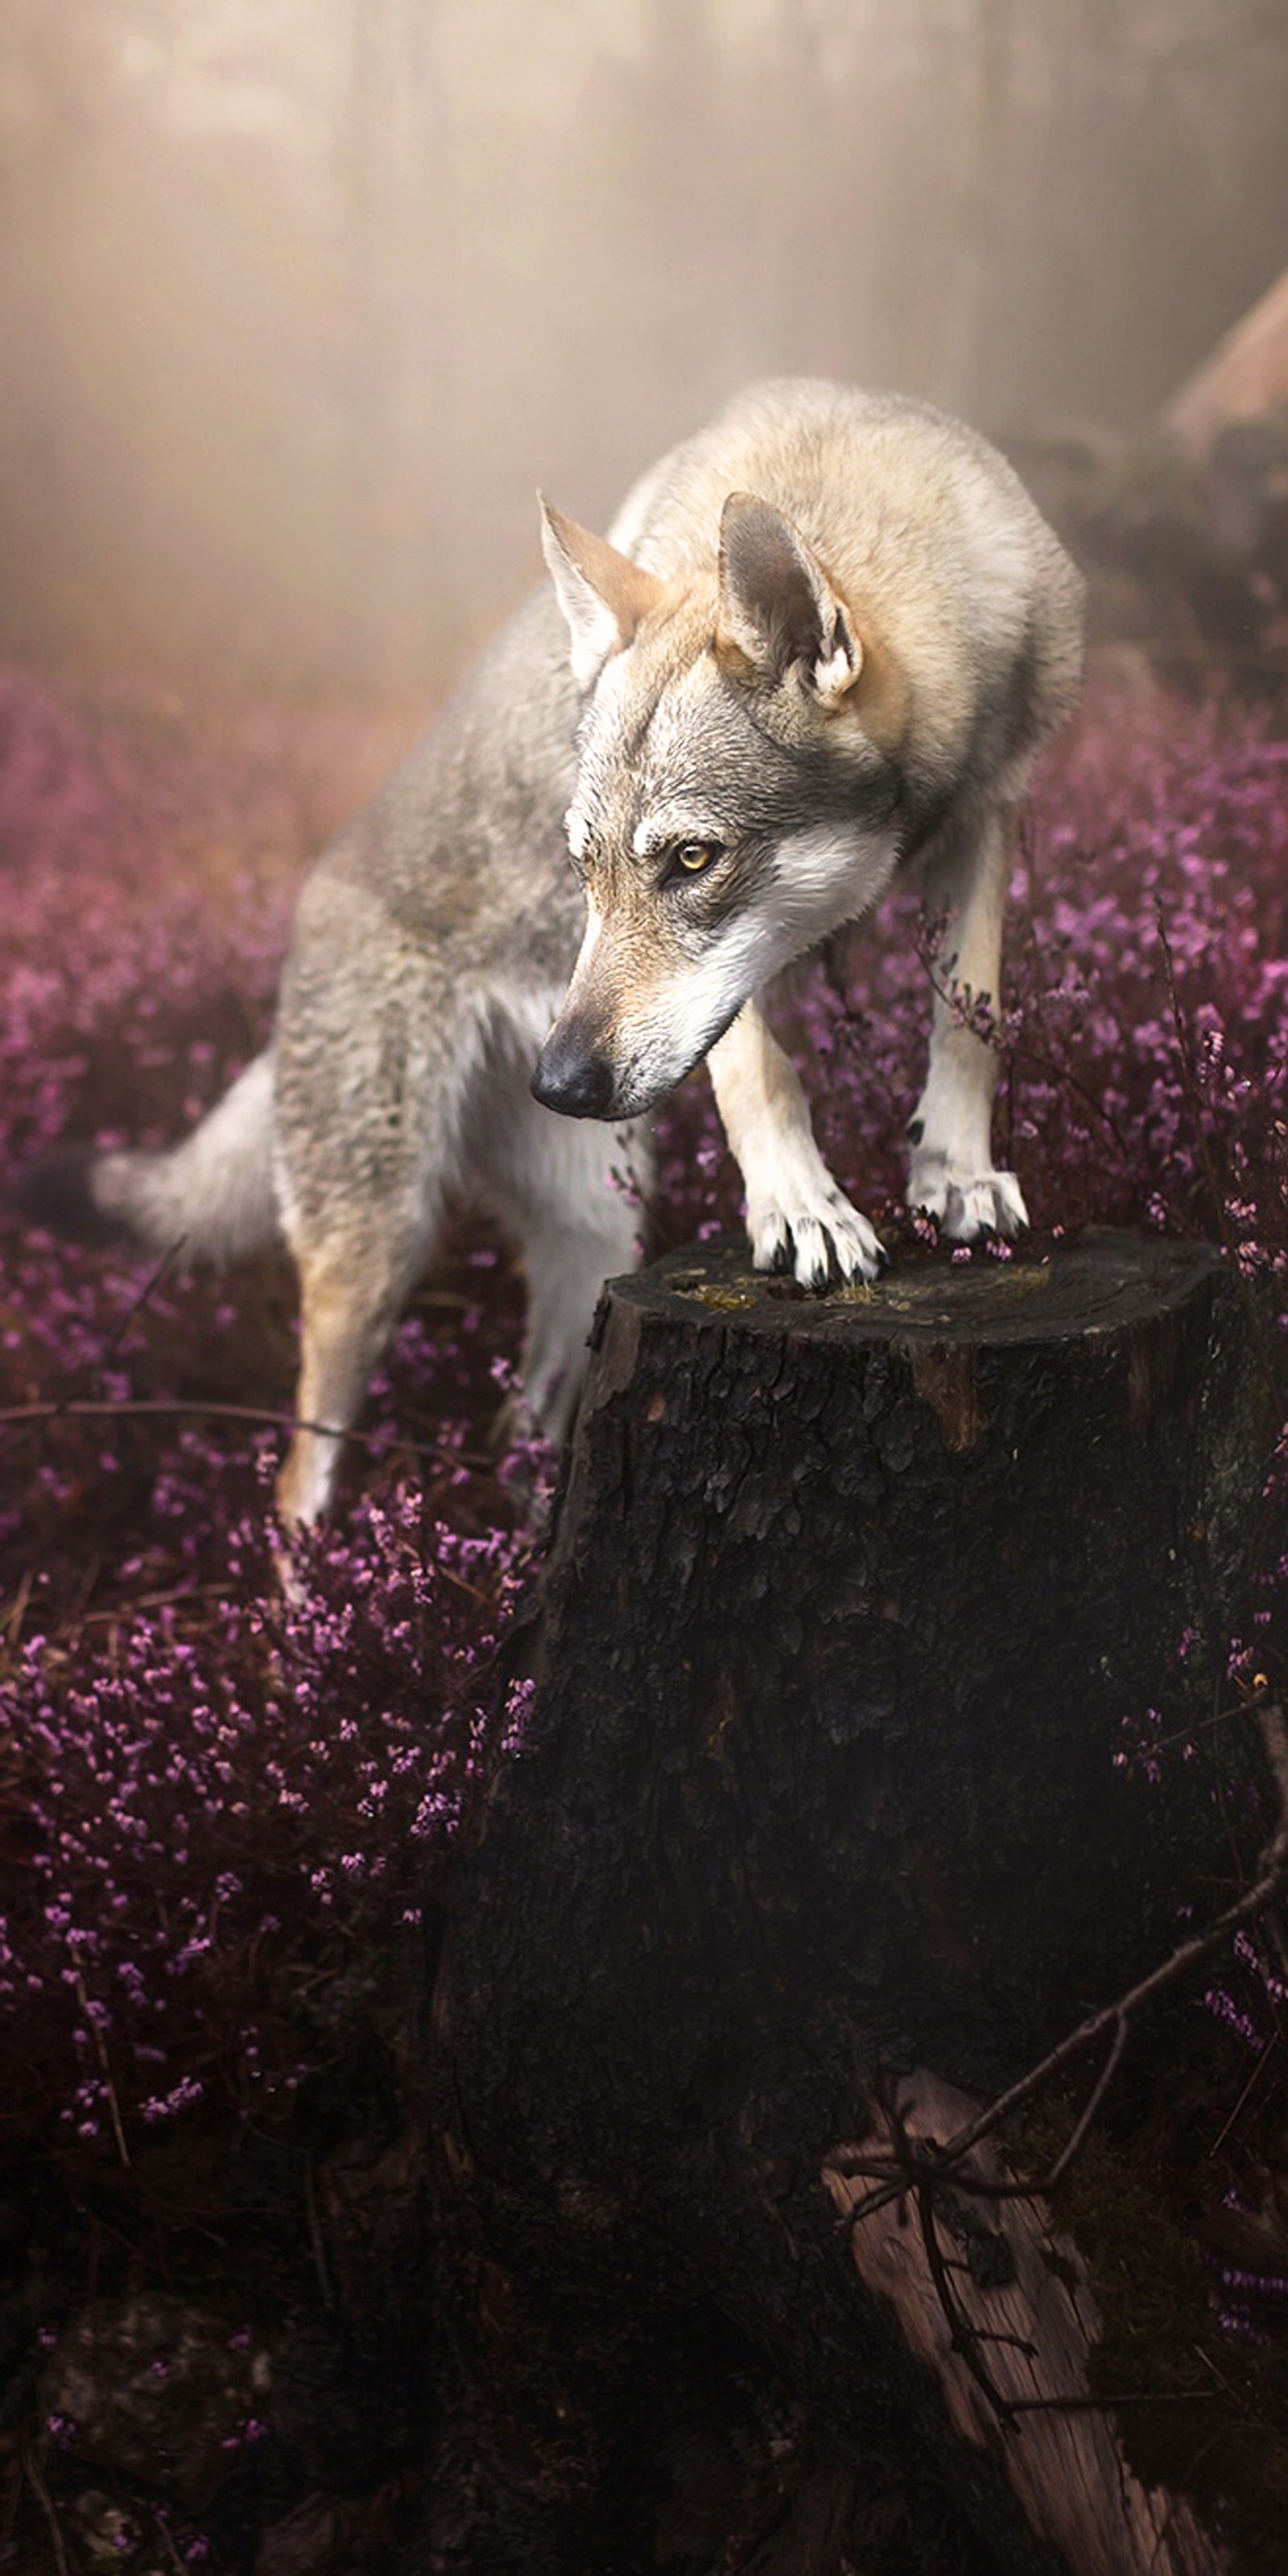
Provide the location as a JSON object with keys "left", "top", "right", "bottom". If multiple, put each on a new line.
{"left": 530, "top": 1031, "right": 616, "bottom": 1120}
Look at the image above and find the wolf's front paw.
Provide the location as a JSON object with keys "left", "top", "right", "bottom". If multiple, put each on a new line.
{"left": 749, "top": 1181, "right": 885, "bottom": 1289}
{"left": 907, "top": 1154, "right": 1028, "bottom": 1244}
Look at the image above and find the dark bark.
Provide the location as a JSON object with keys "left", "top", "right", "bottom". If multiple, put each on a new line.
{"left": 431, "top": 1230, "right": 1275, "bottom": 2574}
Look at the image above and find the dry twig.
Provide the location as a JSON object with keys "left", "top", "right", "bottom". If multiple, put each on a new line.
{"left": 836, "top": 1702, "right": 1288, "bottom": 2230}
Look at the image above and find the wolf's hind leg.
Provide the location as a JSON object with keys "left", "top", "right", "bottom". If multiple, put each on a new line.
{"left": 906, "top": 803, "right": 1028, "bottom": 1243}
{"left": 275, "top": 1191, "right": 440, "bottom": 1529}
{"left": 271, "top": 938, "right": 485, "bottom": 1524}
{"left": 708, "top": 1000, "right": 884, "bottom": 1289}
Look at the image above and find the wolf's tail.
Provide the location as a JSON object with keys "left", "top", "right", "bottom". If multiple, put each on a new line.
{"left": 15, "top": 1048, "right": 282, "bottom": 1265}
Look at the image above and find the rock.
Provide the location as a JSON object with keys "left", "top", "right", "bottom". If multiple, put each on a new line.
{"left": 41, "top": 2293, "right": 271, "bottom": 2510}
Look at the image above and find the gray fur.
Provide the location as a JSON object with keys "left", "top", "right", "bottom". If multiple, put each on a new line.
{"left": 20, "top": 380, "right": 1083, "bottom": 1522}
{"left": 91, "top": 1051, "right": 281, "bottom": 1261}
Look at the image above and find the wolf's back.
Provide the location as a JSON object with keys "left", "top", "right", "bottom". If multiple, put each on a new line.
{"left": 17, "top": 1048, "right": 280, "bottom": 1265}
{"left": 611, "top": 377, "right": 1084, "bottom": 776}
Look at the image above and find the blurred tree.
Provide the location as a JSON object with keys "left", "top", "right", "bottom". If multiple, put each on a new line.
{"left": 2, "top": 0, "right": 1288, "bottom": 691}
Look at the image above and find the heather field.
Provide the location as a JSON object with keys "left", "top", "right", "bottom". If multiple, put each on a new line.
{"left": 1, "top": 660, "right": 1287, "bottom": 2568}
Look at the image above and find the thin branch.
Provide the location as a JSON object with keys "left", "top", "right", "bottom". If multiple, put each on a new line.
{"left": 1031, "top": 2013, "right": 1131, "bottom": 2195}
{"left": 1154, "top": 897, "right": 1283, "bottom": 1405}
{"left": 912, "top": 2173, "right": 1022, "bottom": 2431}
{"left": 303, "top": 2152, "right": 336, "bottom": 2311}
{"left": 830, "top": 1712, "right": 1288, "bottom": 2438}
{"left": 0, "top": 1234, "right": 185, "bottom": 1474}
{"left": 101, "top": 1236, "right": 187, "bottom": 1363}
{"left": 914, "top": 917, "right": 1135, "bottom": 1164}
{"left": 0, "top": 1394, "right": 482, "bottom": 1479}
{"left": 22, "top": 2449, "right": 69, "bottom": 2576}
{"left": 1005, "top": 2388, "right": 1218, "bottom": 2417}
{"left": 71, "top": 1960, "right": 131, "bottom": 2170}
{"left": 151, "top": 2509, "right": 188, "bottom": 2575}
{"left": 1208, "top": 2032, "right": 1279, "bottom": 2157}
{"left": 838, "top": 1703, "right": 1288, "bottom": 2227}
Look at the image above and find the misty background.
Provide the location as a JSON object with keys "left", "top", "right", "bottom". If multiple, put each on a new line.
{"left": 2, "top": 0, "right": 1286, "bottom": 697}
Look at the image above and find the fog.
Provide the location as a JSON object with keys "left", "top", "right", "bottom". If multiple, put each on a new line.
{"left": 2, "top": 0, "right": 1286, "bottom": 695}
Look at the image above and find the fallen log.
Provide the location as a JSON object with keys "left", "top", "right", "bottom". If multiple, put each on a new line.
{"left": 1164, "top": 263, "right": 1288, "bottom": 456}
{"left": 432, "top": 1229, "right": 1277, "bottom": 2574}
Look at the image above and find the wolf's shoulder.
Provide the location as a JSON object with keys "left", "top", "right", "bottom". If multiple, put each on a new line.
{"left": 661, "top": 378, "right": 1031, "bottom": 526}
{"left": 708, "top": 376, "right": 936, "bottom": 425}
{"left": 702, "top": 377, "right": 982, "bottom": 453}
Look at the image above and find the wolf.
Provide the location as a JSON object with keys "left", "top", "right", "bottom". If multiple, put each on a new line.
{"left": 19, "top": 381, "right": 1083, "bottom": 1525}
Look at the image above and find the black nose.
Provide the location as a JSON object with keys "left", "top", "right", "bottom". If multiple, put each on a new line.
{"left": 530, "top": 1036, "right": 616, "bottom": 1119}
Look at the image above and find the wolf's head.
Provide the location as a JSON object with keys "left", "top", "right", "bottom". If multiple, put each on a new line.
{"left": 531, "top": 492, "right": 905, "bottom": 1121}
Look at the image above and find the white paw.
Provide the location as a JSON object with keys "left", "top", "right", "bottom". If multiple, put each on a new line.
{"left": 748, "top": 1182, "right": 885, "bottom": 1288}
{"left": 907, "top": 1154, "right": 1029, "bottom": 1243}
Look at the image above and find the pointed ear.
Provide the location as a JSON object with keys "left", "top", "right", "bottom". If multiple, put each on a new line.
{"left": 716, "top": 493, "right": 862, "bottom": 708}
{"left": 539, "top": 498, "right": 664, "bottom": 690}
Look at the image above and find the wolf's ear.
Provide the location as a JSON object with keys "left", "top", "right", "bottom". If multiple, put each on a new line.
{"left": 539, "top": 499, "right": 663, "bottom": 691}
{"left": 716, "top": 493, "right": 862, "bottom": 709}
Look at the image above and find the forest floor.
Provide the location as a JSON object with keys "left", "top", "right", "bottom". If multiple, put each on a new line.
{"left": 0, "top": 660, "right": 1286, "bottom": 2573}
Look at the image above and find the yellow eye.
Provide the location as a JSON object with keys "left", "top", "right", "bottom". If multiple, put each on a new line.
{"left": 675, "top": 840, "right": 718, "bottom": 873}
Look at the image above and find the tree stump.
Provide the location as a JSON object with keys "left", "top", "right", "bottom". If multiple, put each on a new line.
{"left": 433, "top": 1231, "right": 1276, "bottom": 2574}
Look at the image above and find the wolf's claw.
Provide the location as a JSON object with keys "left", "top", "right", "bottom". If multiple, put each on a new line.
{"left": 749, "top": 1187, "right": 884, "bottom": 1289}
{"left": 945, "top": 1173, "right": 1029, "bottom": 1241}
{"left": 907, "top": 1158, "right": 1029, "bottom": 1243}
